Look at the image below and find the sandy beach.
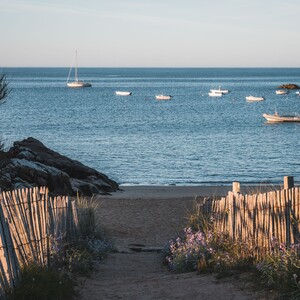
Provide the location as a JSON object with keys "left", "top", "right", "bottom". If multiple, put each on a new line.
{"left": 109, "top": 184, "right": 282, "bottom": 199}
{"left": 80, "top": 185, "right": 278, "bottom": 300}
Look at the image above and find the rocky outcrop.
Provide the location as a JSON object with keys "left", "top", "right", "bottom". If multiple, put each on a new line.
{"left": 278, "top": 83, "right": 300, "bottom": 89}
{"left": 0, "top": 137, "right": 119, "bottom": 196}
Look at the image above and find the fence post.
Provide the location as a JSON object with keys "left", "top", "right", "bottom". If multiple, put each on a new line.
{"left": 284, "top": 176, "right": 294, "bottom": 189}
{"left": 232, "top": 181, "right": 240, "bottom": 195}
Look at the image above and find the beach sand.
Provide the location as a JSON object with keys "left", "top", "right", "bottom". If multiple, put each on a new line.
{"left": 80, "top": 185, "right": 277, "bottom": 300}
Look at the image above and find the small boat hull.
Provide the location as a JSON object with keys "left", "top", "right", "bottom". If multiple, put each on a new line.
{"left": 115, "top": 91, "right": 132, "bottom": 96}
{"left": 246, "top": 96, "right": 265, "bottom": 102}
{"left": 276, "top": 90, "right": 288, "bottom": 95}
{"left": 67, "top": 81, "right": 92, "bottom": 88}
{"left": 263, "top": 113, "right": 300, "bottom": 123}
{"left": 209, "top": 92, "right": 222, "bottom": 97}
{"left": 210, "top": 88, "right": 229, "bottom": 94}
{"left": 156, "top": 95, "right": 173, "bottom": 100}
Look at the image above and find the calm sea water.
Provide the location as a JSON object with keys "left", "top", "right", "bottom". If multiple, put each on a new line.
{"left": 1, "top": 68, "right": 300, "bottom": 185}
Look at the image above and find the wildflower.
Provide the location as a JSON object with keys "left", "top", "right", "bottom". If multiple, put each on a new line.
{"left": 293, "top": 274, "right": 297, "bottom": 281}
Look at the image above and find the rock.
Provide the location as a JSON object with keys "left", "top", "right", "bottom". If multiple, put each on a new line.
{"left": 0, "top": 137, "right": 119, "bottom": 196}
{"left": 278, "top": 83, "right": 300, "bottom": 89}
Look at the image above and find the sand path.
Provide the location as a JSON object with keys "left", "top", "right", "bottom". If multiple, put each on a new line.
{"left": 80, "top": 186, "right": 274, "bottom": 300}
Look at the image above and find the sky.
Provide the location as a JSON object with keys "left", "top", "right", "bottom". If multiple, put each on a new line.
{"left": 0, "top": 0, "right": 300, "bottom": 67}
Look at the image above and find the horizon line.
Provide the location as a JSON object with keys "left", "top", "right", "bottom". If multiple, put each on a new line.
{"left": 2, "top": 66, "right": 300, "bottom": 69}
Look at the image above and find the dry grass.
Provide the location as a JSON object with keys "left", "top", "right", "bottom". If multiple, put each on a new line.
{"left": 76, "top": 194, "right": 99, "bottom": 239}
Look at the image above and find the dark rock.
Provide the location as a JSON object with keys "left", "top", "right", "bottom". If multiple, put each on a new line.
{"left": 0, "top": 137, "right": 119, "bottom": 196}
{"left": 278, "top": 83, "right": 300, "bottom": 89}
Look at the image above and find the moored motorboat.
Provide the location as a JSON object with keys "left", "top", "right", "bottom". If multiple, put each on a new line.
{"left": 208, "top": 91, "right": 222, "bottom": 97}
{"left": 155, "top": 94, "right": 173, "bottom": 100}
{"left": 115, "top": 91, "right": 132, "bottom": 96}
{"left": 276, "top": 90, "right": 288, "bottom": 95}
{"left": 246, "top": 95, "right": 265, "bottom": 102}
{"left": 210, "top": 87, "right": 229, "bottom": 94}
{"left": 263, "top": 112, "right": 300, "bottom": 123}
{"left": 296, "top": 91, "right": 300, "bottom": 95}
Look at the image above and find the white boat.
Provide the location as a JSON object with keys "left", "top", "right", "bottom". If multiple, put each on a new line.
{"left": 246, "top": 95, "right": 265, "bottom": 102}
{"left": 67, "top": 50, "right": 92, "bottom": 88}
{"left": 208, "top": 91, "right": 222, "bottom": 97}
{"left": 155, "top": 95, "right": 173, "bottom": 100}
{"left": 67, "top": 80, "right": 91, "bottom": 88}
{"left": 263, "top": 112, "right": 300, "bottom": 123}
{"left": 115, "top": 91, "right": 132, "bottom": 96}
{"left": 210, "top": 87, "right": 229, "bottom": 94}
{"left": 295, "top": 91, "right": 300, "bottom": 95}
{"left": 276, "top": 90, "right": 288, "bottom": 95}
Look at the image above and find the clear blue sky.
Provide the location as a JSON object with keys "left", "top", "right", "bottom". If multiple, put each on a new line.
{"left": 1, "top": 0, "right": 300, "bottom": 67}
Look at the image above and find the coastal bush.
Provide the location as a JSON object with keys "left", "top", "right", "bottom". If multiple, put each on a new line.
{"left": 7, "top": 264, "right": 77, "bottom": 300}
{"left": 165, "top": 203, "right": 254, "bottom": 276}
{"left": 165, "top": 226, "right": 254, "bottom": 275}
{"left": 50, "top": 195, "right": 112, "bottom": 276}
{"left": 256, "top": 238, "right": 300, "bottom": 299}
{"left": 50, "top": 237, "right": 112, "bottom": 276}
{"left": 76, "top": 194, "right": 112, "bottom": 254}
{"left": 166, "top": 202, "right": 300, "bottom": 298}
{"left": 166, "top": 200, "right": 254, "bottom": 276}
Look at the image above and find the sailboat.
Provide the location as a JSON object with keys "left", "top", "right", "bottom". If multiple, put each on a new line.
{"left": 67, "top": 50, "right": 92, "bottom": 88}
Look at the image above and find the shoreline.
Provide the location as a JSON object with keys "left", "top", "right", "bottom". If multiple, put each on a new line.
{"left": 111, "top": 184, "right": 285, "bottom": 200}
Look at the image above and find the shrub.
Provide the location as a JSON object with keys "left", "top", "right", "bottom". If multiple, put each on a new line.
{"left": 168, "top": 203, "right": 300, "bottom": 298}
{"left": 7, "top": 264, "right": 77, "bottom": 300}
{"left": 49, "top": 195, "right": 112, "bottom": 276}
{"left": 165, "top": 227, "right": 211, "bottom": 272}
{"left": 165, "top": 204, "right": 254, "bottom": 275}
{"left": 165, "top": 227, "right": 254, "bottom": 275}
{"left": 256, "top": 238, "right": 300, "bottom": 298}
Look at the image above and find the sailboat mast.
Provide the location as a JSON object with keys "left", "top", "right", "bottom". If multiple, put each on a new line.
{"left": 75, "top": 49, "right": 78, "bottom": 81}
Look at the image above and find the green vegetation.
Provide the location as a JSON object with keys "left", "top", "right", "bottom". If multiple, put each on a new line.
{"left": 51, "top": 195, "right": 112, "bottom": 276}
{"left": 164, "top": 201, "right": 300, "bottom": 298}
{"left": 256, "top": 238, "right": 300, "bottom": 299}
{"left": 7, "top": 264, "right": 77, "bottom": 300}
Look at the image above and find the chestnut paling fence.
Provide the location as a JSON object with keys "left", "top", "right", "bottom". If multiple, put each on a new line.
{"left": 0, "top": 187, "right": 78, "bottom": 298}
{"left": 200, "top": 178, "right": 300, "bottom": 256}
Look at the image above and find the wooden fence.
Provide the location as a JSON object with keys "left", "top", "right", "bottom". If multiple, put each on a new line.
{"left": 200, "top": 177, "right": 300, "bottom": 256}
{"left": 0, "top": 187, "right": 78, "bottom": 298}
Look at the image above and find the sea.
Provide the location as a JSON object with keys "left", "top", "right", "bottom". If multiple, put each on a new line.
{"left": 1, "top": 67, "right": 300, "bottom": 186}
